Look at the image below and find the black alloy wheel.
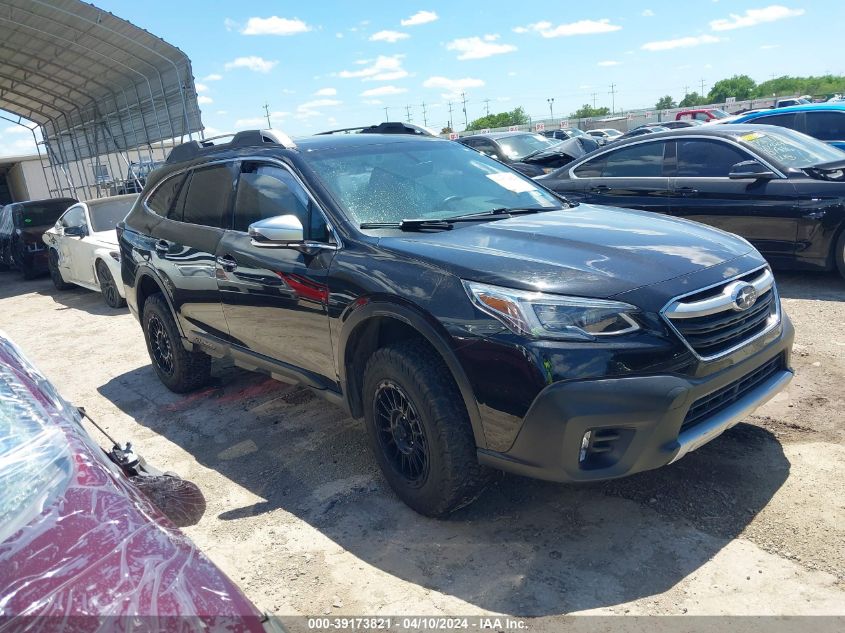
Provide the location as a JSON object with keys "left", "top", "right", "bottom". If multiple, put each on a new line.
{"left": 373, "top": 380, "right": 430, "bottom": 486}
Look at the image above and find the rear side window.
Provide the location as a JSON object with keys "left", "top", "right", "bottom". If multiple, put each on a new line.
{"left": 751, "top": 112, "right": 800, "bottom": 131}
{"left": 146, "top": 174, "right": 185, "bottom": 216}
{"left": 573, "top": 155, "right": 605, "bottom": 178}
{"left": 676, "top": 140, "right": 752, "bottom": 177}
{"left": 233, "top": 164, "right": 309, "bottom": 232}
{"left": 805, "top": 111, "right": 845, "bottom": 141}
{"left": 601, "top": 142, "right": 665, "bottom": 177}
{"left": 182, "top": 164, "right": 235, "bottom": 229}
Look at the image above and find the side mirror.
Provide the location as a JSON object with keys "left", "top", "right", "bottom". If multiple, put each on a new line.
{"left": 729, "top": 160, "right": 777, "bottom": 180}
{"left": 248, "top": 214, "right": 304, "bottom": 247}
{"left": 64, "top": 225, "right": 86, "bottom": 237}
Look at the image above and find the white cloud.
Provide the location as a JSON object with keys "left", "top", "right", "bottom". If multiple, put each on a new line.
{"left": 198, "top": 95, "right": 213, "bottom": 105}
{"left": 241, "top": 16, "right": 311, "bottom": 36}
{"left": 338, "top": 55, "right": 408, "bottom": 81}
{"left": 446, "top": 34, "right": 516, "bottom": 60}
{"left": 369, "top": 30, "right": 410, "bottom": 43}
{"left": 202, "top": 74, "right": 223, "bottom": 82}
{"left": 642, "top": 9, "right": 655, "bottom": 17}
{"left": 514, "top": 19, "right": 621, "bottom": 38}
{"left": 314, "top": 87, "right": 337, "bottom": 96}
{"left": 224, "top": 56, "right": 278, "bottom": 73}
{"left": 195, "top": 82, "right": 209, "bottom": 93}
{"left": 710, "top": 5, "right": 804, "bottom": 31}
{"left": 298, "top": 99, "right": 342, "bottom": 111}
{"left": 422, "top": 76, "right": 485, "bottom": 99}
{"left": 4, "top": 126, "right": 32, "bottom": 135}
{"left": 360, "top": 85, "right": 407, "bottom": 97}
{"left": 401, "top": 10, "right": 438, "bottom": 26}
{"left": 597, "top": 60, "right": 620, "bottom": 66}
{"left": 234, "top": 111, "right": 288, "bottom": 128}
{"left": 642, "top": 34, "right": 721, "bottom": 51}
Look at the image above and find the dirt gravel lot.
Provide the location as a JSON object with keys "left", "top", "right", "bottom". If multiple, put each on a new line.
{"left": 1, "top": 269, "right": 843, "bottom": 627}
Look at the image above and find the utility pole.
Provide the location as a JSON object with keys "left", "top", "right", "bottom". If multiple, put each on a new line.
{"left": 547, "top": 97, "right": 555, "bottom": 120}
{"left": 483, "top": 98, "right": 491, "bottom": 116}
{"left": 608, "top": 84, "right": 617, "bottom": 113}
{"left": 405, "top": 104, "right": 412, "bottom": 123}
{"left": 700, "top": 78, "right": 706, "bottom": 95}
{"left": 461, "top": 92, "right": 468, "bottom": 129}
{"left": 683, "top": 85, "right": 690, "bottom": 96}
{"left": 447, "top": 101, "right": 454, "bottom": 130}
{"left": 383, "top": 106, "right": 389, "bottom": 121}
{"left": 591, "top": 92, "right": 598, "bottom": 108}
{"left": 420, "top": 102, "right": 428, "bottom": 126}
{"left": 263, "top": 102, "right": 272, "bottom": 128}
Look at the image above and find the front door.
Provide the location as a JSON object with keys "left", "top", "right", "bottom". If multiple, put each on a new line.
{"left": 216, "top": 161, "right": 337, "bottom": 381}
{"left": 668, "top": 138, "right": 798, "bottom": 259}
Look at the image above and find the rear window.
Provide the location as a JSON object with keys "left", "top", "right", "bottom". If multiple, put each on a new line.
{"left": 17, "top": 201, "right": 73, "bottom": 227}
{"left": 181, "top": 164, "right": 235, "bottom": 229}
{"left": 146, "top": 174, "right": 185, "bottom": 216}
{"left": 602, "top": 142, "right": 665, "bottom": 177}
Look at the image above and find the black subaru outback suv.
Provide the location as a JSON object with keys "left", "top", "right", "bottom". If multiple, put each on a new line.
{"left": 119, "top": 129, "right": 794, "bottom": 516}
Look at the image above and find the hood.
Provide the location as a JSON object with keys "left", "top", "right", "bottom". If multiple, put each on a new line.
{"left": 90, "top": 229, "right": 118, "bottom": 246}
{"left": 377, "top": 205, "right": 754, "bottom": 299}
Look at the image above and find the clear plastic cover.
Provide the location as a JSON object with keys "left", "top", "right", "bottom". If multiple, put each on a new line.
{"left": 0, "top": 331, "right": 265, "bottom": 630}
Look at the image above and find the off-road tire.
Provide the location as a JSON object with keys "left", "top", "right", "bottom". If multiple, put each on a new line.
{"left": 362, "top": 339, "right": 490, "bottom": 517}
{"left": 48, "top": 249, "right": 73, "bottom": 290}
{"left": 142, "top": 293, "right": 211, "bottom": 393}
{"left": 96, "top": 260, "right": 126, "bottom": 308}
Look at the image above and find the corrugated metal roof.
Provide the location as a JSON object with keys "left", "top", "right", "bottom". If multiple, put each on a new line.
{"left": 0, "top": 0, "right": 203, "bottom": 164}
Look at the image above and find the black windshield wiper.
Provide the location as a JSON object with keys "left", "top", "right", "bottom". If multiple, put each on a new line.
{"left": 359, "top": 208, "right": 561, "bottom": 232}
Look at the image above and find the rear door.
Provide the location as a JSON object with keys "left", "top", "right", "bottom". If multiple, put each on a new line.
{"left": 573, "top": 139, "right": 672, "bottom": 215}
{"left": 148, "top": 162, "right": 236, "bottom": 341}
{"left": 668, "top": 138, "right": 798, "bottom": 259}
{"left": 216, "top": 160, "right": 337, "bottom": 381}
{"left": 61, "top": 205, "right": 93, "bottom": 283}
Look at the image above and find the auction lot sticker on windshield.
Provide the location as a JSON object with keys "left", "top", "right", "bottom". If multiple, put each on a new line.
{"left": 740, "top": 132, "right": 764, "bottom": 142}
{"left": 487, "top": 172, "right": 537, "bottom": 193}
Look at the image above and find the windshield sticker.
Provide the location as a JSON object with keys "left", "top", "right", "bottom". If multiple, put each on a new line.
{"left": 740, "top": 132, "right": 764, "bottom": 142}
{"left": 486, "top": 172, "right": 537, "bottom": 193}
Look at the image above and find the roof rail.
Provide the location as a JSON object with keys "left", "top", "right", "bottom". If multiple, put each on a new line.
{"left": 166, "top": 129, "right": 297, "bottom": 164}
{"left": 316, "top": 122, "right": 436, "bottom": 137}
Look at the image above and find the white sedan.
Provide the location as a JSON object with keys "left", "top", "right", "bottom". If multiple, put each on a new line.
{"left": 42, "top": 194, "right": 138, "bottom": 308}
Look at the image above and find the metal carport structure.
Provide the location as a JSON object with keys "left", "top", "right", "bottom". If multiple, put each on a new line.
{"left": 0, "top": 0, "right": 203, "bottom": 199}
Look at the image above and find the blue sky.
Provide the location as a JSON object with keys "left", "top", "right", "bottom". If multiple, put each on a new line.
{"left": 2, "top": 1, "right": 843, "bottom": 154}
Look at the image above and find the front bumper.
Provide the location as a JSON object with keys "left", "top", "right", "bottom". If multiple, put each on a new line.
{"left": 477, "top": 314, "right": 794, "bottom": 482}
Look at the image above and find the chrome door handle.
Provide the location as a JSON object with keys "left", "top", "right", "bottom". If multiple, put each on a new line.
{"left": 676, "top": 187, "right": 699, "bottom": 197}
{"left": 590, "top": 185, "right": 611, "bottom": 193}
{"left": 216, "top": 255, "right": 237, "bottom": 272}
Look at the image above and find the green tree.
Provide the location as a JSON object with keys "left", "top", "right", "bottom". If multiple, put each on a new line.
{"left": 571, "top": 104, "right": 611, "bottom": 119}
{"left": 441, "top": 126, "right": 453, "bottom": 134}
{"left": 754, "top": 74, "right": 845, "bottom": 98}
{"left": 655, "top": 95, "right": 676, "bottom": 110}
{"left": 707, "top": 74, "right": 756, "bottom": 103}
{"left": 678, "top": 91, "right": 706, "bottom": 108}
{"left": 466, "top": 106, "right": 529, "bottom": 131}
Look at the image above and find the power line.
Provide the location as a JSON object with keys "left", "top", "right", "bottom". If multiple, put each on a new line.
{"left": 405, "top": 104, "right": 412, "bottom": 123}
{"left": 483, "top": 98, "right": 491, "bottom": 116}
{"left": 609, "top": 84, "right": 617, "bottom": 113}
{"left": 699, "top": 78, "right": 706, "bottom": 95}
{"left": 420, "top": 101, "right": 428, "bottom": 126}
{"left": 461, "top": 92, "right": 468, "bottom": 128}
{"left": 384, "top": 106, "right": 389, "bottom": 121}
{"left": 447, "top": 101, "right": 454, "bottom": 130}
{"left": 591, "top": 92, "right": 598, "bottom": 108}
{"left": 263, "top": 102, "right": 272, "bottom": 128}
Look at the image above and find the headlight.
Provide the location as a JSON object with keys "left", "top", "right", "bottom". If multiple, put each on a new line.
{"left": 463, "top": 280, "right": 641, "bottom": 341}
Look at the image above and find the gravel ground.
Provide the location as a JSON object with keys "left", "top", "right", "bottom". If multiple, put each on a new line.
{"left": 1, "top": 269, "right": 843, "bottom": 627}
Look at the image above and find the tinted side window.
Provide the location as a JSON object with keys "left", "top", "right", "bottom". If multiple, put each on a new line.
{"left": 805, "top": 111, "right": 845, "bottom": 141}
{"left": 472, "top": 139, "right": 499, "bottom": 157}
{"left": 573, "top": 155, "right": 606, "bottom": 178}
{"left": 233, "top": 164, "right": 309, "bottom": 233}
{"left": 601, "top": 142, "right": 665, "bottom": 177}
{"left": 676, "top": 140, "right": 752, "bottom": 177}
{"left": 146, "top": 174, "right": 185, "bottom": 216}
{"left": 752, "top": 112, "right": 800, "bottom": 131}
{"left": 182, "top": 164, "right": 235, "bottom": 229}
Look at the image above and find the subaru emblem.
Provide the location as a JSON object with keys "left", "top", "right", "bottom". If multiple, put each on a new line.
{"left": 732, "top": 283, "right": 758, "bottom": 311}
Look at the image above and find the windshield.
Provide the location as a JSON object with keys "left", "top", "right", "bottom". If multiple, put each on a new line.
{"left": 604, "top": 129, "right": 623, "bottom": 137}
{"left": 304, "top": 140, "right": 562, "bottom": 226}
{"left": 564, "top": 128, "right": 585, "bottom": 137}
{"left": 89, "top": 196, "right": 137, "bottom": 232}
{"left": 711, "top": 109, "right": 730, "bottom": 119}
{"left": 497, "top": 134, "right": 557, "bottom": 160}
{"left": 16, "top": 201, "right": 73, "bottom": 227}
{"left": 733, "top": 128, "right": 845, "bottom": 168}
